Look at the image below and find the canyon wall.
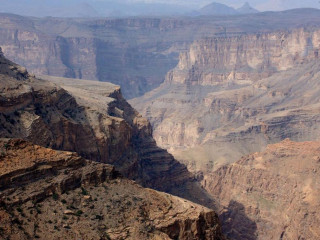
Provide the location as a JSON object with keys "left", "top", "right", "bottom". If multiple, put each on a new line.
{"left": 132, "top": 28, "right": 320, "bottom": 172}
{"left": 205, "top": 139, "right": 320, "bottom": 240}
{"left": 166, "top": 28, "right": 320, "bottom": 85}
{"left": 0, "top": 51, "right": 213, "bottom": 207}
{"left": 131, "top": 26, "right": 320, "bottom": 239}
{"left": 1, "top": 9, "right": 320, "bottom": 98}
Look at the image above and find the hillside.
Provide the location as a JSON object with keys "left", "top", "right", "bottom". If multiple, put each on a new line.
{"left": 0, "top": 138, "right": 224, "bottom": 240}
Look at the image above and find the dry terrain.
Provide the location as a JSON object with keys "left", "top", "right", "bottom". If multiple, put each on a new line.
{"left": 0, "top": 138, "right": 224, "bottom": 240}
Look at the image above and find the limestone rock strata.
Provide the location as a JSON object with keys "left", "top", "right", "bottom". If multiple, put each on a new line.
{"left": 0, "top": 138, "right": 224, "bottom": 240}
{"left": 166, "top": 28, "right": 320, "bottom": 85}
{"left": 204, "top": 139, "right": 320, "bottom": 240}
{"left": 132, "top": 29, "right": 320, "bottom": 173}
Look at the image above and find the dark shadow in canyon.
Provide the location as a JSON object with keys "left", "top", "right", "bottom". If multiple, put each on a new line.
{"left": 220, "top": 200, "right": 257, "bottom": 240}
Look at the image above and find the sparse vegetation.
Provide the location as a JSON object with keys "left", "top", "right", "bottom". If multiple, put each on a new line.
{"left": 81, "top": 187, "right": 88, "bottom": 195}
{"left": 52, "top": 193, "right": 59, "bottom": 201}
{"left": 75, "top": 210, "right": 83, "bottom": 216}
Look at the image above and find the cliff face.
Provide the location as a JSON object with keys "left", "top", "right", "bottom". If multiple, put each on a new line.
{"left": 0, "top": 50, "right": 216, "bottom": 208}
{"left": 166, "top": 28, "right": 320, "bottom": 85}
{"left": 132, "top": 28, "right": 320, "bottom": 173}
{"left": 0, "top": 138, "right": 224, "bottom": 240}
{"left": 132, "top": 26, "right": 320, "bottom": 239}
{"left": 0, "top": 28, "right": 97, "bottom": 80}
{"left": 1, "top": 10, "right": 320, "bottom": 98}
{"left": 204, "top": 139, "right": 320, "bottom": 240}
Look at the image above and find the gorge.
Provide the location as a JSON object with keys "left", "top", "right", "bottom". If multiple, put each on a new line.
{"left": 1, "top": 7, "right": 320, "bottom": 240}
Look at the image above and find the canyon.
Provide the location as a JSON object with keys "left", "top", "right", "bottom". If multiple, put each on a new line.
{"left": 1, "top": 8, "right": 320, "bottom": 240}
{"left": 1, "top": 9, "right": 320, "bottom": 98}
{"left": 131, "top": 25, "right": 320, "bottom": 239}
{"left": 0, "top": 49, "right": 225, "bottom": 239}
{"left": 132, "top": 27, "right": 320, "bottom": 173}
{"left": 0, "top": 49, "right": 215, "bottom": 207}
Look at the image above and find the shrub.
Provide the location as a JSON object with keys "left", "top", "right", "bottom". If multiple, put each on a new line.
{"left": 52, "top": 193, "right": 59, "bottom": 201}
{"left": 81, "top": 187, "right": 88, "bottom": 195}
{"left": 75, "top": 210, "right": 83, "bottom": 216}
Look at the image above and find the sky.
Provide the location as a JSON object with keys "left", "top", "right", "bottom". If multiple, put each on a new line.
{"left": 0, "top": 0, "right": 319, "bottom": 18}
{"left": 115, "top": 0, "right": 320, "bottom": 10}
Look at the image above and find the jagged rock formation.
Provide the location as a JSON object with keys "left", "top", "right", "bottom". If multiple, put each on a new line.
{"left": 132, "top": 28, "right": 320, "bottom": 174}
{"left": 204, "top": 139, "right": 320, "bottom": 240}
{"left": 1, "top": 9, "right": 320, "bottom": 98}
{"left": 0, "top": 138, "right": 224, "bottom": 240}
{"left": 0, "top": 48, "right": 215, "bottom": 209}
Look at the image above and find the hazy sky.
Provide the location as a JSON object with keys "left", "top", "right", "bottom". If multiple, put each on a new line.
{"left": 0, "top": 0, "right": 319, "bottom": 18}
{"left": 116, "top": 0, "right": 320, "bottom": 10}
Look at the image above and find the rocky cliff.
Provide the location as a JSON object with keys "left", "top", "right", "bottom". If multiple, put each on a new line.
{"left": 1, "top": 9, "right": 320, "bottom": 98}
{"left": 166, "top": 28, "right": 320, "bottom": 85}
{"left": 132, "top": 28, "right": 320, "bottom": 173}
{"left": 0, "top": 49, "right": 216, "bottom": 209}
{"left": 204, "top": 139, "right": 320, "bottom": 240}
{"left": 0, "top": 138, "right": 224, "bottom": 240}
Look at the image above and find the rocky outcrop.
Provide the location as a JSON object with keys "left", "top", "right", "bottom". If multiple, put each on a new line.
{"left": 132, "top": 28, "right": 320, "bottom": 174}
{"left": 204, "top": 139, "right": 320, "bottom": 240}
{"left": 1, "top": 9, "right": 320, "bottom": 98}
{"left": 0, "top": 138, "right": 225, "bottom": 240}
{"left": 0, "top": 50, "right": 216, "bottom": 209}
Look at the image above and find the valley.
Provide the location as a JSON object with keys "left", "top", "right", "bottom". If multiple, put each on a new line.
{"left": 1, "top": 9, "right": 320, "bottom": 98}
{"left": 1, "top": 6, "right": 320, "bottom": 240}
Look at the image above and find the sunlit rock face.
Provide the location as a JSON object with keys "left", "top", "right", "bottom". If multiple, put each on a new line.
{"left": 166, "top": 28, "right": 320, "bottom": 85}
{"left": 132, "top": 28, "right": 320, "bottom": 172}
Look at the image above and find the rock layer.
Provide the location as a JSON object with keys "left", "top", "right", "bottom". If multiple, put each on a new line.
{"left": 204, "top": 139, "right": 320, "bottom": 240}
{"left": 1, "top": 9, "right": 320, "bottom": 98}
{"left": 0, "top": 138, "right": 224, "bottom": 240}
{"left": 132, "top": 28, "right": 320, "bottom": 173}
{"left": 0, "top": 49, "right": 215, "bottom": 208}
{"left": 166, "top": 28, "right": 320, "bottom": 85}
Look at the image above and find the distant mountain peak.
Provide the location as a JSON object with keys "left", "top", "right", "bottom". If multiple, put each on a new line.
{"left": 198, "top": 2, "right": 238, "bottom": 16}
{"left": 237, "top": 2, "right": 259, "bottom": 14}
